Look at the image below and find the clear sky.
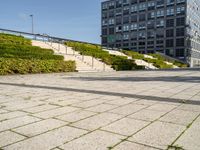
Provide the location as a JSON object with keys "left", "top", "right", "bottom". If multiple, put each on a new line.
{"left": 0, "top": 0, "right": 103, "bottom": 44}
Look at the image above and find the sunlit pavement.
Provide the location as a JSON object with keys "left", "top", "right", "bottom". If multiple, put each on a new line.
{"left": 0, "top": 70, "right": 200, "bottom": 150}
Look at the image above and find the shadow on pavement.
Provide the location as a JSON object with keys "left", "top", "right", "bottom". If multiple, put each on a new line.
{"left": 0, "top": 82, "right": 199, "bottom": 105}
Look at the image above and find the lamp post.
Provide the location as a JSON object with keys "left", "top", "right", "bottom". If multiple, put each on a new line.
{"left": 30, "top": 15, "right": 34, "bottom": 34}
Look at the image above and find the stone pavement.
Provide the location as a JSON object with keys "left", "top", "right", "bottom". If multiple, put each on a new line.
{"left": 0, "top": 70, "right": 200, "bottom": 150}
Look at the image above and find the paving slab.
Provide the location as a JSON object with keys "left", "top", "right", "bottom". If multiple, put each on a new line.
{"left": 109, "top": 104, "right": 147, "bottom": 115}
{"left": 159, "top": 109, "right": 199, "bottom": 126}
{"left": 56, "top": 110, "right": 96, "bottom": 123}
{"left": 128, "top": 109, "right": 166, "bottom": 122}
{"left": 13, "top": 119, "right": 67, "bottom": 137}
{"left": 102, "top": 118, "right": 149, "bottom": 136}
{"left": 85, "top": 103, "right": 118, "bottom": 113}
{"left": 71, "top": 112, "right": 123, "bottom": 131}
{"left": 0, "top": 111, "right": 28, "bottom": 121}
{"left": 32, "top": 106, "right": 79, "bottom": 119}
{"left": 174, "top": 116, "right": 200, "bottom": 150}
{"left": 4, "top": 126, "right": 87, "bottom": 150}
{"left": 60, "top": 130, "right": 124, "bottom": 150}
{"left": 129, "top": 121, "right": 186, "bottom": 149}
{"left": 113, "top": 141, "right": 158, "bottom": 150}
{"left": 22, "top": 104, "right": 59, "bottom": 113}
{"left": 0, "top": 131, "right": 26, "bottom": 147}
{"left": 0, "top": 116, "right": 41, "bottom": 132}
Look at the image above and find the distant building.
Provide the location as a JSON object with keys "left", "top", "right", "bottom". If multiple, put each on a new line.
{"left": 101, "top": 0, "right": 200, "bottom": 67}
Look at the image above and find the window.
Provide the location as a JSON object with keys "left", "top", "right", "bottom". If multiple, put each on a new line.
{"left": 123, "top": 7, "right": 130, "bottom": 15}
{"left": 176, "top": 28, "right": 185, "bottom": 36}
{"left": 176, "top": 49, "right": 184, "bottom": 57}
{"left": 166, "top": 39, "right": 174, "bottom": 47}
{"left": 123, "top": 34, "right": 130, "bottom": 40}
{"left": 177, "top": 0, "right": 185, "bottom": 4}
{"left": 139, "top": 3, "right": 146, "bottom": 11}
{"left": 166, "top": 19, "right": 174, "bottom": 27}
{"left": 108, "top": 18, "right": 114, "bottom": 25}
{"left": 156, "top": 29, "right": 164, "bottom": 38}
{"left": 167, "top": 8, "right": 174, "bottom": 16}
{"left": 147, "top": 31, "right": 155, "bottom": 38}
{"left": 176, "top": 6, "right": 185, "bottom": 15}
{"left": 176, "top": 17, "right": 185, "bottom": 26}
{"left": 130, "top": 24, "right": 138, "bottom": 30}
{"left": 102, "top": 20, "right": 108, "bottom": 26}
{"left": 116, "top": 26, "right": 122, "bottom": 32}
{"left": 131, "top": 5, "right": 138, "bottom": 13}
{"left": 139, "top": 31, "right": 146, "bottom": 39}
{"left": 148, "top": 1, "right": 155, "bottom": 10}
{"left": 147, "top": 21, "right": 155, "bottom": 29}
{"left": 102, "top": 28, "right": 107, "bottom": 35}
{"left": 131, "top": 15, "right": 137, "bottom": 22}
{"left": 139, "top": 22, "right": 146, "bottom": 30}
{"left": 148, "top": 12, "right": 155, "bottom": 19}
{"left": 167, "top": 0, "right": 174, "bottom": 5}
{"left": 109, "top": 27, "right": 115, "bottom": 34}
{"left": 139, "top": 14, "right": 146, "bottom": 21}
{"left": 156, "top": 20, "right": 164, "bottom": 27}
{"left": 116, "top": 17, "right": 122, "bottom": 25}
{"left": 166, "top": 29, "right": 174, "bottom": 37}
{"left": 157, "top": 0, "right": 164, "bottom": 7}
{"left": 123, "top": 16, "right": 129, "bottom": 23}
{"left": 176, "top": 38, "right": 184, "bottom": 46}
{"left": 123, "top": 25, "right": 129, "bottom": 31}
{"left": 157, "top": 10, "right": 164, "bottom": 17}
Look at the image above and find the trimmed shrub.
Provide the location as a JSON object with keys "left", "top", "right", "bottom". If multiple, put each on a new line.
{"left": 0, "top": 58, "right": 76, "bottom": 75}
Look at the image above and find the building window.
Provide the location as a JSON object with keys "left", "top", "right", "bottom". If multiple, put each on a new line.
{"left": 176, "top": 49, "right": 184, "bottom": 57}
{"left": 166, "top": 39, "right": 174, "bottom": 47}
{"left": 157, "top": 0, "right": 164, "bottom": 7}
{"left": 123, "top": 16, "right": 129, "bottom": 23}
{"left": 167, "top": 0, "right": 174, "bottom": 5}
{"left": 139, "top": 14, "right": 146, "bottom": 21}
{"left": 108, "top": 18, "right": 115, "bottom": 25}
{"left": 166, "top": 19, "right": 174, "bottom": 27}
{"left": 109, "top": 27, "right": 115, "bottom": 34}
{"left": 176, "top": 17, "right": 185, "bottom": 26}
{"left": 176, "top": 6, "right": 185, "bottom": 15}
{"left": 157, "top": 10, "right": 164, "bottom": 17}
{"left": 166, "top": 29, "right": 174, "bottom": 37}
{"left": 102, "top": 28, "right": 107, "bottom": 35}
{"left": 130, "top": 24, "right": 138, "bottom": 30}
{"left": 123, "top": 34, "right": 130, "bottom": 40}
{"left": 131, "top": 5, "right": 138, "bottom": 13}
{"left": 116, "top": 26, "right": 122, "bottom": 32}
{"left": 123, "top": 25, "right": 129, "bottom": 31}
{"left": 139, "top": 22, "right": 146, "bottom": 30}
{"left": 139, "top": 3, "right": 146, "bottom": 11}
{"left": 131, "top": 15, "right": 137, "bottom": 22}
{"left": 177, "top": 0, "right": 185, "bottom": 4}
{"left": 156, "top": 20, "right": 164, "bottom": 27}
{"left": 148, "top": 1, "right": 155, "bottom": 10}
{"left": 167, "top": 8, "right": 174, "bottom": 16}
{"left": 176, "top": 28, "right": 185, "bottom": 36}
{"left": 176, "top": 38, "right": 184, "bottom": 46}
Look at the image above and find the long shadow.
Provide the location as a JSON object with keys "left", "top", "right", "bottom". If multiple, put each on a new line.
{"left": 0, "top": 82, "right": 199, "bottom": 106}
{"left": 67, "top": 76, "right": 200, "bottom": 83}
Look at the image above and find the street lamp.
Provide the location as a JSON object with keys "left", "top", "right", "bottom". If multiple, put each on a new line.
{"left": 30, "top": 15, "right": 34, "bottom": 34}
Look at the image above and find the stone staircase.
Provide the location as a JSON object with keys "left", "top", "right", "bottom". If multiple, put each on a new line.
{"left": 31, "top": 40, "right": 114, "bottom": 72}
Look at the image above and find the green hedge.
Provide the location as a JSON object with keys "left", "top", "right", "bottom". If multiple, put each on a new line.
{"left": 0, "top": 33, "right": 31, "bottom": 45}
{"left": 122, "top": 50, "right": 144, "bottom": 59}
{"left": 149, "top": 54, "right": 188, "bottom": 68}
{"left": 66, "top": 42, "right": 144, "bottom": 71}
{"left": 0, "top": 33, "right": 76, "bottom": 75}
{"left": 143, "top": 58, "right": 173, "bottom": 69}
{"left": 0, "top": 58, "right": 76, "bottom": 75}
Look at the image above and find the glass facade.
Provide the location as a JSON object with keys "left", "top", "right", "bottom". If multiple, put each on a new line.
{"left": 101, "top": 0, "right": 200, "bottom": 66}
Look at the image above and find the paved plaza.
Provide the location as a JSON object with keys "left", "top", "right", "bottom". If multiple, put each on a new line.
{"left": 0, "top": 69, "right": 200, "bottom": 150}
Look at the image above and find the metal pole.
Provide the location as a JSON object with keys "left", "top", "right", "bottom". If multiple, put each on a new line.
{"left": 30, "top": 15, "right": 34, "bottom": 34}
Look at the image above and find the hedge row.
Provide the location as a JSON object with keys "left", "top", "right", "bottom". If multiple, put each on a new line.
{"left": 0, "top": 58, "right": 76, "bottom": 75}
{"left": 66, "top": 42, "right": 144, "bottom": 71}
{"left": 149, "top": 54, "right": 188, "bottom": 68}
{"left": 0, "top": 33, "right": 31, "bottom": 45}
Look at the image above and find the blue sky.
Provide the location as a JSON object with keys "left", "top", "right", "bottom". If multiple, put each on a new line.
{"left": 0, "top": 0, "right": 103, "bottom": 44}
